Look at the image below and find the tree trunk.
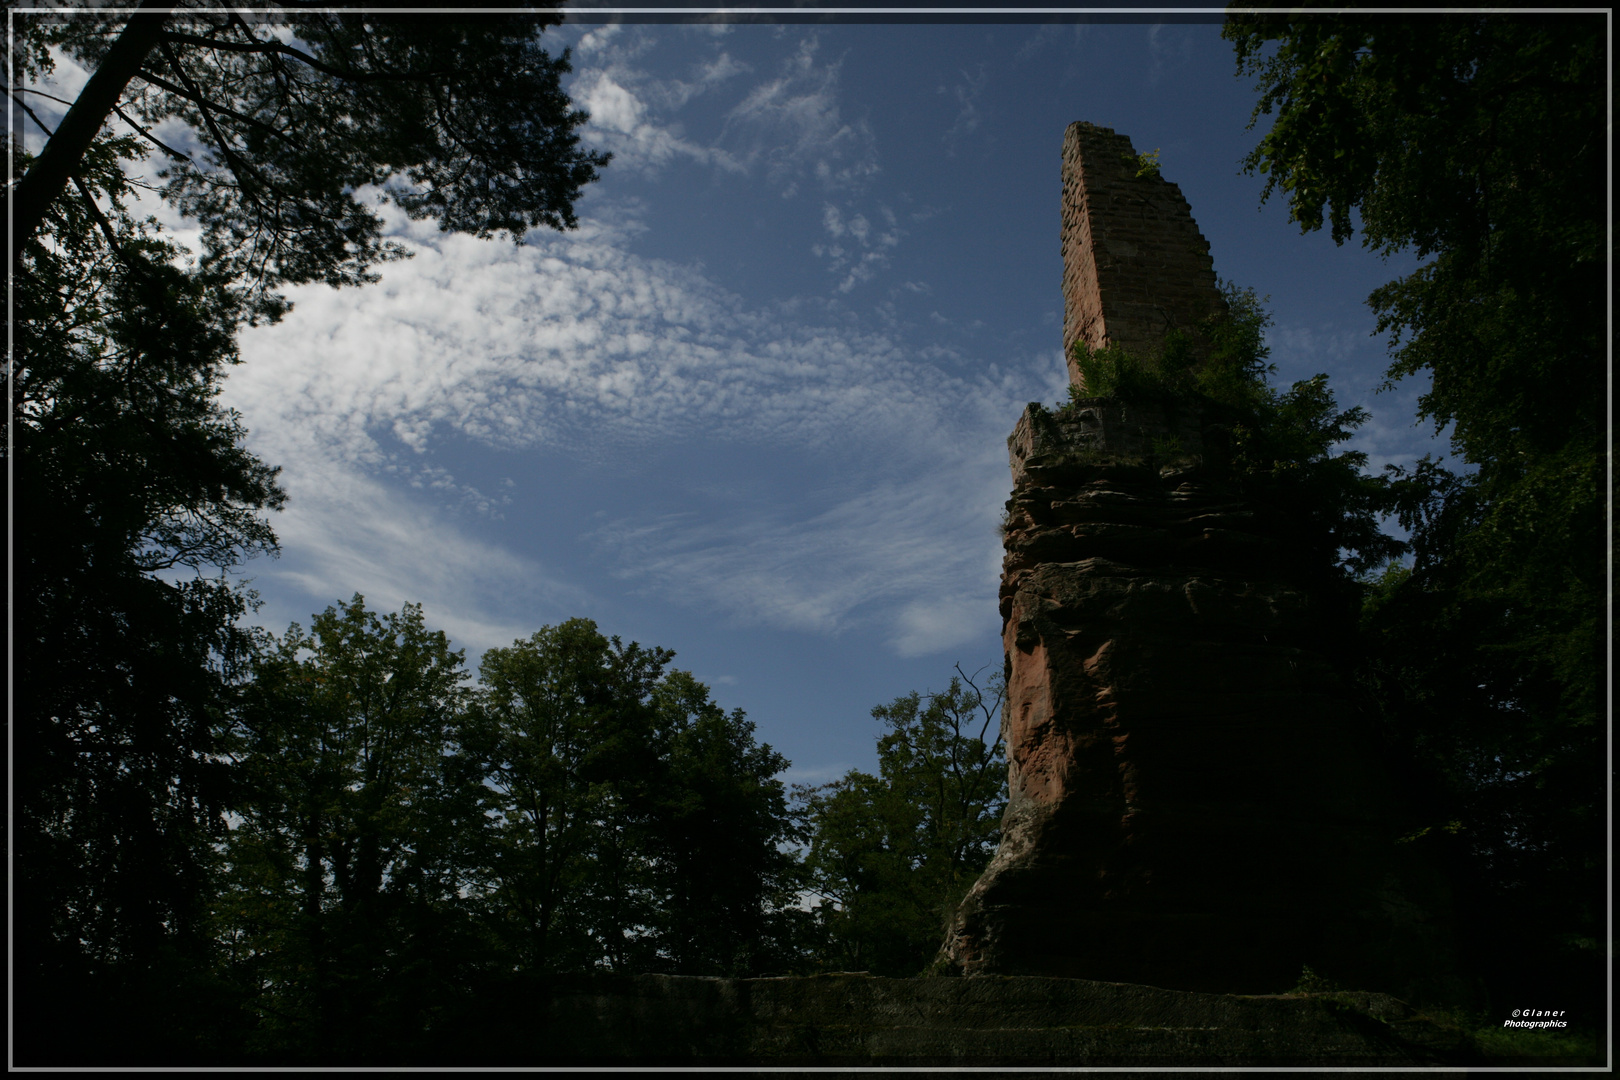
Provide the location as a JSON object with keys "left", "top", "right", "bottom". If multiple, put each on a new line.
{"left": 11, "top": 0, "right": 170, "bottom": 266}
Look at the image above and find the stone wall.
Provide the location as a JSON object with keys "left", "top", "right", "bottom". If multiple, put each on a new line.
{"left": 439, "top": 972, "right": 1479, "bottom": 1066}
{"left": 1061, "top": 121, "right": 1225, "bottom": 387}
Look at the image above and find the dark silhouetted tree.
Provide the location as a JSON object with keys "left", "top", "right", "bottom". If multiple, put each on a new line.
{"left": 221, "top": 596, "right": 488, "bottom": 1063}
{"left": 9, "top": 8, "right": 608, "bottom": 1062}
{"left": 1225, "top": 13, "right": 1606, "bottom": 1018}
{"left": 795, "top": 669, "right": 1006, "bottom": 976}
{"left": 468, "top": 621, "right": 805, "bottom": 980}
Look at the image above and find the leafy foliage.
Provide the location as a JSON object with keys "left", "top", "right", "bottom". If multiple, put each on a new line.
{"left": 794, "top": 669, "right": 1006, "bottom": 976}
{"left": 15, "top": 8, "right": 610, "bottom": 318}
{"left": 1068, "top": 282, "right": 1276, "bottom": 411}
{"left": 1068, "top": 282, "right": 1404, "bottom": 582}
{"left": 9, "top": 8, "right": 609, "bottom": 1062}
{"left": 642, "top": 670, "right": 809, "bottom": 976}
{"left": 469, "top": 620, "right": 675, "bottom": 977}
{"left": 1225, "top": 13, "right": 1606, "bottom": 1018}
{"left": 9, "top": 131, "right": 284, "bottom": 1064}
{"left": 214, "top": 608, "right": 806, "bottom": 1061}
{"left": 1125, "top": 147, "right": 1162, "bottom": 179}
{"left": 222, "top": 598, "right": 487, "bottom": 1061}
{"left": 468, "top": 619, "right": 805, "bottom": 979}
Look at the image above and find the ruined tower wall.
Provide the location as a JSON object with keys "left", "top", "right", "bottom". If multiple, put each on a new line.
{"left": 1061, "top": 122, "right": 1225, "bottom": 387}
{"left": 940, "top": 125, "right": 1465, "bottom": 1007}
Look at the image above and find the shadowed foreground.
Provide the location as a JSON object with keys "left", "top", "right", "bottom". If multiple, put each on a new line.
{"left": 419, "top": 973, "right": 1488, "bottom": 1067}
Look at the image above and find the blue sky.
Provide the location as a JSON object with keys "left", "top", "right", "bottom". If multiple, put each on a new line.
{"left": 32, "top": 13, "right": 1446, "bottom": 786}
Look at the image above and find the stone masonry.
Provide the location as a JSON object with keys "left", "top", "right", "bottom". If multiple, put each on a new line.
{"left": 937, "top": 125, "right": 1465, "bottom": 1005}
{"left": 1061, "top": 122, "right": 1225, "bottom": 386}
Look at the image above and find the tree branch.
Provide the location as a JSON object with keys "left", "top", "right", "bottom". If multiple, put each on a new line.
{"left": 67, "top": 174, "right": 126, "bottom": 260}
{"left": 155, "top": 40, "right": 277, "bottom": 220}
{"left": 131, "top": 69, "right": 297, "bottom": 148}
{"left": 8, "top": 90, "right": 56, "bottom": 138}
{"left": 12, "top": 0, "right": 171, "bottom": 269}
{"left": 158, "top": 29, "right": 452, "bottom": 85}
{"left": 9, "top": 86, "right": 78, "bottom": 111}
{"left": 110, "top": 102, "right": 193, "bottom": 163}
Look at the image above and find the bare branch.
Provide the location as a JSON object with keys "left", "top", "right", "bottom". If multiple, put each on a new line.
{"left": 158, "top": 29, "right": 453, "bottom": 85}
{"left": 11, "top": 86, "right": 78, "bottom": 109}
{"left": 110, "top": 102, "right": 192, "bottom": 162}
{"left": 9, "top": 90, "right": 57, "bottom": 137}
{"left": 132, "top": 69, "right": 297, "bottom": 148}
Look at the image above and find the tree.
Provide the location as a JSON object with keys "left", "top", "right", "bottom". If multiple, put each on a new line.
{"left": 211, "top": 611, "right": 803, "bottom": 1063}
{"left": 1068, "top": 282, "right": 1406, "bottom": 594}
{"left": 9, "top": 7, "right": 609, "bottom": 1061}
{"left": 11, "top": 5, "right": 609, "bottom": 312}
{"left": 1223, "top": 13, "right": 1606, "bottom": 1018}
{"left": 469, "top": 621, "right": 805, "bottom": 979}
{"left": 469, "top": 620, "right": 673, "bottom": 976}
{"left": 644, "top": 669, "right": 807, "bottom": 976}
{"left": 9, "top": 133, "right": 285, "bottom": 1065}
{"left": 795, "top": 669, "right": 1006, "bottom": 976}
{"left": 221, "top": 596, "right": 486, "bottom": 1063}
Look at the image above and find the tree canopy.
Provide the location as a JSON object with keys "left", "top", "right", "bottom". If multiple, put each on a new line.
{"left": 12, "top": 5, "right": 609, "bottom": 315}
{"left": 216, "top": 603, "right": 807, "bottom": 1063}
{"left": 467, "top": 619, "right": 805, "bottom": 979}
{"left": 1224, "top": 11, "right": 1607, "bottom": 1018}
{"left": 794, "top": 669, "right": 1006, "bottom": 977}
{"left": 11, "top": 121, "right": 286, "bottom": 1065}
{"left": 9, "top": 7, "right": 610, "bottom": 1063}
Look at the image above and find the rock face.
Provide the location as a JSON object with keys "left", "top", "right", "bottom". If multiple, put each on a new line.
{"left": 937, "top": 125, "right": 1463, "bottom": 1005}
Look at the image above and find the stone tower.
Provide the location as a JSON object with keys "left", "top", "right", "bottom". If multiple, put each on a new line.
{"left": 1060, "top": 122, "right": 1225, "bottom": 385}
{"left": 937, "top": 125, "right": 1463, "bottom": 1004}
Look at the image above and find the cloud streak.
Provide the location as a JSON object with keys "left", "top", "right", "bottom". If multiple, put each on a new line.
{"left": 227, "top": 204, "right": 1059, "bottom": 657}
{"left": 719, "top": 33, "right": 880, "bottom": 195}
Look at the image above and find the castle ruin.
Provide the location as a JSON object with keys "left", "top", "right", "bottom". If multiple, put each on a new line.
{"left": 937, "top": 123, "right": 1462, "bottom": 1004}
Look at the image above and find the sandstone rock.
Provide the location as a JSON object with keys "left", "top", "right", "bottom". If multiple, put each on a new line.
{"left": 938, "top": 123, "right": 1465, "bottom": 1006}
{"left": 940, "top": 400, "right": 1464, "bottom": 1005}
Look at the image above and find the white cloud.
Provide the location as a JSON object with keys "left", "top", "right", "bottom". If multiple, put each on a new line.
{"left": 574, "top": 24, "right": 626, "bottom": 58}
{"left": 573, "top": 69, "right": 741, "bottom": 175}
{"left": 21, "top": 47, "right": 93, "bottom": 155}
{"left": 564, "top": 27, "right": 881, "bottom": 222}
{"left": 720, "top": 33, "right": 880, "bottom": 193}
{"left": 943, "top": 63, "right": 989, "bottom": 154}
{"left": 242, "top": 461, "right": 590, "bottom": 663}
{"left": 231, "top": 205, "right": 1001, "bottom": 465}
{"left": 582, "top": 388, "right": 1035, "bottom": 655}
{"left": 649, "top": 49, "right": 753, "bottom": 111}
{"left": 1013, "top": 23, "right": 1086, "bottom": 65}
{"left": 781, "top": 764, "right": 857, "bottom": 787}
{"left": 563, "top": 26, "right": 755, "bottom": 176}
{"left": 1269, "top": 321, "right": 1366, "bottom": 371}
{"left": 815, "top": 202, "right": 902, "bottom": 293}
{"left": 894, "top": 591, "right": 999, "bottom": 661}
{"left": 1268, "top": 320, "right": 1452, "bottom": 476}
{"left": 1146, "top": 23, "right": 1197, "bottom": 88}
{"left": 226, "top": 205, "right": 1060, "bottom": 658}
{"left": 589, "top": 475, "right": 997, "bottom": 641}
